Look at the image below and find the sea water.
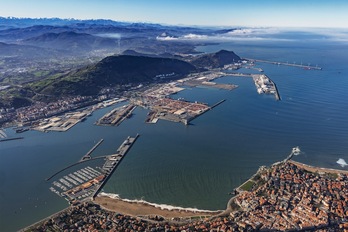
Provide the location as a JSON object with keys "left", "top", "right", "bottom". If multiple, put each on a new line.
{"left": 0, "top": 31, "right": 348, "bottom": 231}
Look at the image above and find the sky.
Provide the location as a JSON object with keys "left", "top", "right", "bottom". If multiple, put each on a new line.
{"left": 1, "top": 0, "right": 348, "bottom": 28}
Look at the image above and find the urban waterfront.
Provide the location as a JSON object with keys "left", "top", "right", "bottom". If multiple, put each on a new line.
{"left": 1, "top": 36, "right": 348, "bottom": 231}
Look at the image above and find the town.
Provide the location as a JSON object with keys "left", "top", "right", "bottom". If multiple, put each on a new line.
{"left": 22, "top": 159, "right": 348, "bottom": 232}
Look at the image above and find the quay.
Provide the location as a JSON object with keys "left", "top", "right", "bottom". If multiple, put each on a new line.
{"left": 245, "top": 58, "right": 322, "bottom": 70}
{"left": 96, "top": 104, "right": 136, "bottom": 126}
{"left": 80, "top": 139, "right": 104, "bottom": 161}
{"left": 92, "top": 134, "right": 140, "bottom": 199}
{"left": 183, "top": 79, "right": 237, "bottom": 91}
{"left": 252, "top": 74, "right": 280, "bottom": 101}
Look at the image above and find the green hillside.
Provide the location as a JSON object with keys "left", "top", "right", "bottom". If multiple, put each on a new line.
{"left": 30, "top": 55, "right": 196, "bottom": 96}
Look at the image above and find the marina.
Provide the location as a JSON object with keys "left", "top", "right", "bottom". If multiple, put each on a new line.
{"left": 47, "top": 134, "right": 140, "bottom": 203}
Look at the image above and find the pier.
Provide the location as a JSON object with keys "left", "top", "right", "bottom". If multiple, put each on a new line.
{"left": 184, "top": 99, "right": 226, "bottom": 125}
{"left": 283, "top": 146, "right": 301, "bottom": 163}
{"left": 96, "top": 104, "right": 136, "bottom": 126}
{"left": 92, "top": 134, "right": 140, "bottom": 199}
{"left": 252, "top": 74, "right": 280, "bottom": 101}
{"left": 210, "top": 99, "right": 226, "bottom": 109}
{"left": 80, "top": 139, "right": 104, "bottom": 161}
{"left": 0, "top": 137, "right": 24, "bottom": 142}
{"left": 245, "top": 58, "right": 322, "bottom": 70}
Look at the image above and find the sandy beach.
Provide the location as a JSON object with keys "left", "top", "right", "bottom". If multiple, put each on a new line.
{"left": 289, "top": 160, "right": 348, "bottom": 175}
{"left": 93, "top": 196, "right": 220, "bottom": 219}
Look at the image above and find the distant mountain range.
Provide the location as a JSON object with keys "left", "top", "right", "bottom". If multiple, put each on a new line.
{"left": 0, "top": 17, "right": 240, "bottom": 108}
{"left": 22, "top": 31, "right": 119, "bottom": 53}
{"left": 0, "top": 42, "right": 63, "bottom": 58}
{"left": 0, "top": 17, "right": 237, "bottom": 64}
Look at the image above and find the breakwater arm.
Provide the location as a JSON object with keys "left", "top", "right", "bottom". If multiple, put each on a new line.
{"left": 80, "top": 139, "right": 104, "bottom": 161}
{"left": 245, "top": 58, "right": 322, "bottom": 70}
{"left": 45, "top": 156, "right": 107, "bottom": 181}
{"left": 0, "top": 137, "right": 23, "bottom": 142}
{"left": 92, "top": 134, "right": 140, "bottom": 199}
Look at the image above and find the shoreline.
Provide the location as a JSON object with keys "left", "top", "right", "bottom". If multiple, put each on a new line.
{"left": 93, "top": 193, "right": 221, "bottom": 219}
{"left": 289, "top": 160, "right": 348, "bottom": 174}
{"left": 19, "top": 159, "right": 348, "bottom": 231}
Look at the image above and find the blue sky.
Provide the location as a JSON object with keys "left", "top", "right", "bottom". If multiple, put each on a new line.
{"left": 1, "top": 0, "right": 348, "bottom": 28}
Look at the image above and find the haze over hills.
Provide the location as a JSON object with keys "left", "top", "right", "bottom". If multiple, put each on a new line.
{"left": 0, "top": 17, "right": 240, "bottom": 108}
{"left": 23, "top": 31, "right": 119, "bottom": 54}
{"left": 0, "top": 42, "right": 64, "bottom": 58}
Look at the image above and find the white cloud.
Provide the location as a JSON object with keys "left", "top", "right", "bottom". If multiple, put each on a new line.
{"left": 156, "top": 27, "right": 348, "bottom": 43}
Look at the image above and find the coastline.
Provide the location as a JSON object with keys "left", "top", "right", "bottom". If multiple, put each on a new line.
{"left": 94, "top": 193, "right": 221, "bottom": 219}
{"left": 289, "top": 160, "right": 348, "bottom": 174}
{"left": 19, "top": 159, "right": 348, "bottom": 231}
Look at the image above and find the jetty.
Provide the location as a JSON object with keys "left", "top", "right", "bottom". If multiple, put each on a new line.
{"left": 45, "top": 156, "right": 107, "bottom": 181}
{"left": 210, "top": 99, "right": 226, "bottom": 109}
{"left": 245, "top": 58, "right": 322, "bottom": 70}
{"left": 0, "top": 137, "right": 24, "bottom": 142}
{"left": 92, "top": 134, "right": 140, "bottom": 199}
{"left": 80, "top": 139, "right": 104, "bottom": 161}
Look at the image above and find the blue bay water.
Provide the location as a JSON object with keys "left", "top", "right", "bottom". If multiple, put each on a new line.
{"left": 1, "top": 36, "right": 348, "bottom": 231}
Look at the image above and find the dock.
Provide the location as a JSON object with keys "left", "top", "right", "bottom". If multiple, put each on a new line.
{"left": 252, "top": 74, "right": 280, "bottom": 101}
{"left": 96, "top": 104, "right": 136, "bottom": 126}
{"left": 245, "top": 58, "right": 322, "bottom": 70}
{"left": 92, "top": 134, "right": 140, "bottom": 199}
{"left": 183, "top": 79, "right": 238, "bottom": 91}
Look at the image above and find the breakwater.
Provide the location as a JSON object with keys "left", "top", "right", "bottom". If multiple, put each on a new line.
{"left": 92, "top": 134, "right": 140, "bottom": 199}
{"left": 0, "top": 137, "right": 23, "bottom": 142}
{"left": 80, "top": 139, "right": 104, "bottom": 161}
{"left": 245, "top": 58, "right": 322, "bottom": 70}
